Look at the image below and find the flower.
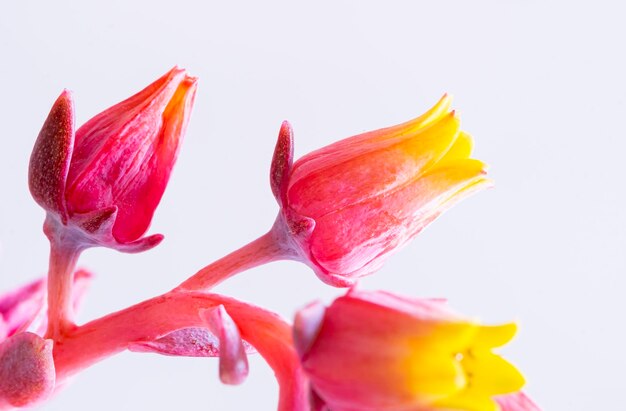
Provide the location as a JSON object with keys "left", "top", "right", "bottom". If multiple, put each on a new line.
{"left": 293, "top": 290, "right": 525, "bottom": 411}
{"left": 270, "top": 96, "right": 491, "bottom": 286}
{"left": 29, "top": 67, "right": 197, "bottom": 252}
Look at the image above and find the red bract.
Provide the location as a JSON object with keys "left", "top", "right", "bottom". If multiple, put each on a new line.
{"left": 270, "top": 96, "right": 491, "bottom": 286}
{"left": 29, "top": 67, "right": 197, "bottom": 252}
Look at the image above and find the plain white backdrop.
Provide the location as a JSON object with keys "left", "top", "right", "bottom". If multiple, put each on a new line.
{"left": 1, "top": 1, "right": 624, "bottom": 409}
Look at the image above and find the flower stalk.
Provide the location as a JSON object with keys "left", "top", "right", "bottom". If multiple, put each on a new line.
{"left": 177, "top": 216, "right": 298, "bottom": 292}
{"left": 51, "top": 291, "right": 308, "bottom": 411}
{"left": 0, "top": 73, "right": 538, "bottom": 410}
{"left": 43, "top": 219, "right": 85, "bottom": 341}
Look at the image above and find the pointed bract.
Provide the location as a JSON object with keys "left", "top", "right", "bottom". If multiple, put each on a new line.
{"left": 203, "top": 305, "right": 249, "bottom": 385}
{"left": 29, "top": 90, "right": 74, "bottom": 222}
{"left": 270, "top": 121, "right": 295, "bottom": 205}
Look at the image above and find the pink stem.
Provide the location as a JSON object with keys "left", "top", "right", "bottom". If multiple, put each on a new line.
{"left": 52, "top": 291, "right": 309, "bottom": 411}
{"left": 44, "top": 240, "right": 81, "bottom": 340}
{"left": 176, "top": 221, "right": 296, "bottom": 292}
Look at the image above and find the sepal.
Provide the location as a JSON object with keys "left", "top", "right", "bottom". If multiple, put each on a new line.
{"left": 29, "top": 90, "right": 74, "bottom": 222}
{"left": 270, "top": 121, "right": 294, "bottom": 205}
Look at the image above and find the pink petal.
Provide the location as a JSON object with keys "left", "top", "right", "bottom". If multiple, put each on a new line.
{"left": 293, "top": 301, "right": 325, "bottom": 358}
{"left": 66, "top": 68, "right": 197, "bottom": 244}
{"left": 496, "top": 392, "right": 542, "bottom": 411}
{"left": 0, "top": 270, "right": 94, "bottom": 340}
{"left": 0, "top": 278, "right": 46, "bottom": 338}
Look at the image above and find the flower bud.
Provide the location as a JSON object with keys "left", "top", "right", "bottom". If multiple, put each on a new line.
{"left": 271, "top": 96, "right": 491, "bottom": 286}
{"left": 0, "top": 332, "right": 55, "bottom": 407}
{"left": 30, "top": 67, "right": 197, "bottom": 252}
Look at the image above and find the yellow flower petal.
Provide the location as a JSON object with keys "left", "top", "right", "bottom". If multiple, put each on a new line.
{"left": 398, "top": 112, "right": 461, "bottom": 167}
{"left": 406, "top": 353, "right": 466, "bottom": 398}
{"left": 473, "top": 323, "right": 518, "bottom": 349}
{"left": 409, "top": 322, "right": 477, "bottom": 354}
{"left": 433, "top": 390, "right": 500, "bottom": 411}
{"left": 399, "top": 94, "right": 453, "bottom": 134}
{"left": 437, "top": 131, "right": 474, "bottom": 166}
{"left": 461, "top": 351, "right": 526, "bottom": 396}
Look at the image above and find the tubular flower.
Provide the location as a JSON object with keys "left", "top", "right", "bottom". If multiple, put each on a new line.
{"left": 293, "top": 290, "right": 525, "bottom": 411}
{"left": 29, "top": 67, "right": 197, "bottom": 252}
{"left": 270, "top": 95, "right": 491, "bottom": 286}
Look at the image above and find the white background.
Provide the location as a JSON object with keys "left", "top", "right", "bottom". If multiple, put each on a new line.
{"left": 1, "top": 1, "right": 624, "bottom": 410}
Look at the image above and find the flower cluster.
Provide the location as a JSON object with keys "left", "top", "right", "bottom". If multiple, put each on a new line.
{"left": 0, "top": 68, "right": 539, "bottom": 410}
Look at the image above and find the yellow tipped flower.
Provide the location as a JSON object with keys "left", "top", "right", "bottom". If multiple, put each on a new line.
{"left": 270, "top": 95, "right": 491, "bottom": 287}
{"left": 293, "top": 290, "right": 525, "bottom": 411}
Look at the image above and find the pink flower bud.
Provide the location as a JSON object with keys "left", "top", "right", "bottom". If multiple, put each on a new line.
{"left": 0, "top": 332, "right": 55, "bottom": 407}
{"left": 271, "top": 96, "right": 491, "bottom": 286}
{"left": 29, "top": 68, "right": 197, "bottom": 252}
{"left": 294, "top": 290, "right": 525, "bottom": 411}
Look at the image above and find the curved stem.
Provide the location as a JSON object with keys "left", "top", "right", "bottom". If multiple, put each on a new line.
{"left": 176, "top": 221, "right": 296, "bottom": 292}
{"left": 52, "top": 291, "right": 309, "bottom": 411}
{"left": 45, "top": 240, "right": 81, "bottom": 340}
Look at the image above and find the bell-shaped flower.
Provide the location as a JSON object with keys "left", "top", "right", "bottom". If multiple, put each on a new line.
{"left": 29, "top": 67, "right": 197, "bottom": 252}
{"left": 293, "top": 290, "right": 525, "bottom": 411}
{"left": 270, "top": 96, "right": 490, "bottom": 286}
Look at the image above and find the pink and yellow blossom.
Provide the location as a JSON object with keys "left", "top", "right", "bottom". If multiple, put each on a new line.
{"left": 294, "top": 290, "right": 525, "bottom": 411}
{"left": 270, "top": 96, "right": 491, "bottom": 286}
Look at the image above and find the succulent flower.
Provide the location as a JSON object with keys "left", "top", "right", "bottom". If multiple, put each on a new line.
{"left": 270, "top": 96, "right": 491, "bottom": 286}
{"left": 293, "top": 290, "right": 525, "bottom": 411}
{"left": 29, "top": 67, "right": 197, "bottom": 252}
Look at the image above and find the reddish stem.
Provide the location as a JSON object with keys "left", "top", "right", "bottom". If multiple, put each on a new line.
{"left": 44, "top": 240, "right": 81, "bottom": 340}
{"left": 177, "top": 219, "right": 297, "bottom": 292}
{"left": 52, "top": 291, "right": 309, "bottom": 411}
